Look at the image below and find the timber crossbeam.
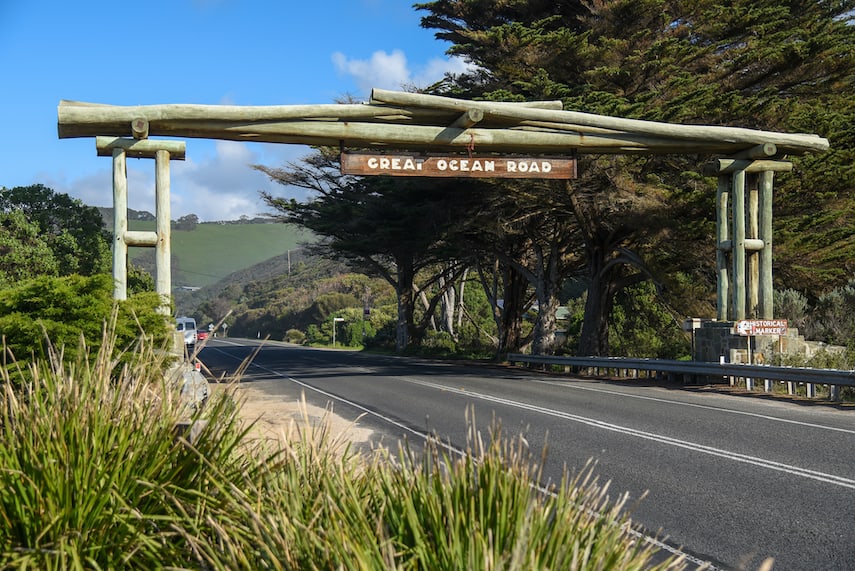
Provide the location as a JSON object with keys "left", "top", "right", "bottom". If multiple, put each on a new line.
{"left": 58, "top": 89, "right": 829, "bottom": 156}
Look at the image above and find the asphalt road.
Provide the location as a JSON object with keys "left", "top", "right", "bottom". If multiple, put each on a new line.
{"left": 199, "top": 338, "right": 855, "bottom": 571}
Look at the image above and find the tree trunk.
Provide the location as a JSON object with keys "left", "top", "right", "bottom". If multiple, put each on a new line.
{"left": 499, "top": 265, "right": 530, "bottom": 355}
{"left": 578, "top": 246, "right": 612, "bottom": 356}
{"left": 530, "top": 243, "right": 562, "bottom": 356}
{"left": 395, "top": 260, "right": 415, "bottom": 352}
{"left": 438, "top": 272, "right": 457, "bottom": 339}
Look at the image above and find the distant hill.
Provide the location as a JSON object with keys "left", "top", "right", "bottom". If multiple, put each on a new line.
{"left": 123, "top": 219, "right": 313, "bottom": 289}
{"left": 97, "top": 206, "right": 155, "bottom": 228}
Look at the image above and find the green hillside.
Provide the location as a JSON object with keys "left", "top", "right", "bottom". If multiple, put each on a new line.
{"left": 127, "top": 221, "right": 312, "bottom": 288}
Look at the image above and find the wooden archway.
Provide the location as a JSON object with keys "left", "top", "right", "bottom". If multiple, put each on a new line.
{"left": 58, "top": 88, "right": 829, "bottom": 322}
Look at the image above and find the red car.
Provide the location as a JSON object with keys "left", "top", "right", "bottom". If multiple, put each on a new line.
{"left": 196, "top": 329, "right": 209, "bottom": 341}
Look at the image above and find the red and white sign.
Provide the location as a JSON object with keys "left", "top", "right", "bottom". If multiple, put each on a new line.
{"left": 735, "top": 319, "right": 788, "bottom": 336}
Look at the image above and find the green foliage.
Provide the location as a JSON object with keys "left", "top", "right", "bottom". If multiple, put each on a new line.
{"left": 370, "top": 420, "right": 680, "bottom": 570}
{"left": 420, "top": 330, "right": 458, "bottom": 355}
{"left": 608, "top": 281, "right": 690, "bottom": 359}
{"left": 0, "top": 184, "right": 111, "bottom": 276}
{"left": 775, "top": 282, "right": 855, "bottom": 347}
{"left": 564, "top": 282, "right": 690, "bottom": 359}
{"left": 284, "top": 328, "right": 306, "bottom": 344}
{"left": 0, "top": 210, "right": 60, "bottom": 287}
{"left": 305, "top": 324, "right": 324, "bottom": 345}
{"left": 416, "top": 0, "right": 855, "bottom": 356}
{"left": 0, "top": 328, "right": 688, "bottom": 568}
{"left": 0, "top": 274, "right": 170, "bottom": 370}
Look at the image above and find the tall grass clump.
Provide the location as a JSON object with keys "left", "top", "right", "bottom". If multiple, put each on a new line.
{"left": 191, "top": 410, "right": 692, "bottom": 570}
{"left": 367, "top": 418, "right": 687, "bottom": 570}
{"left": 0, "top": 327, "right": 258, "bottom": 569}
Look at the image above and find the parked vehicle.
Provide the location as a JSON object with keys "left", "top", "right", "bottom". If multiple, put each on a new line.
{"left": 175, "top": 317, "right": 198, "bottom": 346}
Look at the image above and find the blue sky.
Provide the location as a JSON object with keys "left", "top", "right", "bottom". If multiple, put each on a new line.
{"left": 0, "top": 0, "right": 469, "bottom": 221}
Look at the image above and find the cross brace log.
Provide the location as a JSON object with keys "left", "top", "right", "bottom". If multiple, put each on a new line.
{"left": 96, "top": 136, "right": 186, "bottom": 159}
{"left": 702, "top": 159, "right": 793, "bottom": 176}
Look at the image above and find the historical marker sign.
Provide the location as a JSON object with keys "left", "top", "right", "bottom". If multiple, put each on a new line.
{"left": 341, "top": 153, "right": 577, "bottom": 179}
{"left": 735, "top": 319, "right": 789, "bottom": 336}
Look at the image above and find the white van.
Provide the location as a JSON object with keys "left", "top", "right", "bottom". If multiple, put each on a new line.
{"left": 175, "top": 317, "right": 198, "bottom": 346}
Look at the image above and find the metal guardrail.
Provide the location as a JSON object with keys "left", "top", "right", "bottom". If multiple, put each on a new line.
{"left": 506, "top": 354, "right": 855, "bottom": 399}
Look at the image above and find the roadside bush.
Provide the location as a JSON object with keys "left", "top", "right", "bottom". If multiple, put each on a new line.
{"left": 420, "top": 330, "right": 458, "bottom": 355}
{"left": 284, "top": 328, "right": 306, "bottom": 344}
{"left": 0, "top": 273, "right": 170, "bottom": 373}
{"left": 305, "top": 323, "right": 325, "bottom": 345}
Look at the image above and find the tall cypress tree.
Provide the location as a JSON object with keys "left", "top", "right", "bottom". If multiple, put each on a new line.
{"left": 417, "top": 0, "right": 854, "bottom": 354}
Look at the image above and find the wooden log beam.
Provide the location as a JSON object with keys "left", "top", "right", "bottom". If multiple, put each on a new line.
{"left": 370, "top": 89, "right": 829, "bottom": 154}
{"left": 702, "top": 159, "right": 793, "bottom": 176}
{"left": 732, "top": 143, "right": 777, "bottom": 159}
{"left": 83, "top": 120, "right": 811, "bottom": 156}
{"left": 124, "top": 230, "right": 159, "bottom": 247}
{"left": 60, "top": 100, "right": 454, "bottom": 131}
{"left": 717, "top": 239, "right": 765, "bottom": 252}
{"left": 132, "top": 118, "right": 149, "bottom": 139}
{"left": 58, "top": 90, "right": 830, "bottom": 156}
{"left": 96, "top": 136, "right": 186, "bottom": 160}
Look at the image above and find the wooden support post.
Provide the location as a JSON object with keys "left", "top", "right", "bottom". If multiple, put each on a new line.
{"left": 112, "top": 148, "right": 128, "bottom": 301}
{"left": 155, "top": 150, "right": 171, "bottom": 315}
{"left": 759, "top": 170, "right": 774, "bottom": 318}
{"left": 716, "top": 175, "right": 730, "bottom": 321}
{"left": 732, "top": 169, "right": 747, "bottom": 321}
{"left": 100, "top": 137, "right": 185, "bottom": 311}
{"left": 748, "top": 174, "right": 760, "bottom": 317}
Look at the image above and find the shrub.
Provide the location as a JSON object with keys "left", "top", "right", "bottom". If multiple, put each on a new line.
{"left": 284, "top": 328, "right": 306, "bottom": 344}
{"left": 0, "top": 274, "right": 170, "bottom": 372}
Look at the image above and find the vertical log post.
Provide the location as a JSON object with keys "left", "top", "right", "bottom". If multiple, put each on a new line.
{"left": 112, "top": 148, "right": 128, "bottom": 301}
{"left": 759, "top": 170, "right": 775, "bottom": 318}
{"left": 747, "top": 174, "right": 760, "bottom": 318}
{"left": 155, "top": 150, "right": 172, "bottom": 315}
{"left": 716, "top": 175, "right": 730, "bottom": 321}
{"left": 731, "top": 169, "right": 747, "bottom": 321}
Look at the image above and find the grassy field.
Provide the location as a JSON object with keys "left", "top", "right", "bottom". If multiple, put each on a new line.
{"left": 128, "top": 221, "right": 312, "bottom": 288}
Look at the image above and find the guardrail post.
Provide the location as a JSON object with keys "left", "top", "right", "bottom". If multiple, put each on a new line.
{"left": 806, "top": 383, "right": 816, "bottom": 398}
{"left": 830, "top": 385, "right": 840, "bottom": 401}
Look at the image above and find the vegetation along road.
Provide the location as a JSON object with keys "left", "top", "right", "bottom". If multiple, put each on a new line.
{"left": 200, "top": 338, "right": 855, "bottom": 571}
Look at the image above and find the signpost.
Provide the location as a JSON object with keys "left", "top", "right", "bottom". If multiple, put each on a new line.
{"left": 341, "top": 153, "right": 577, "bottom": 179}
{"left": 735, "top": 319, "right": 788, "bottom": 337}
{"left": 735, "top": 319, "right": 788, "bottom": 391}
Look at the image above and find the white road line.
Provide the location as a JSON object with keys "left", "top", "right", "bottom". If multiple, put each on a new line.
{"left": 533, "top": 379, "right": 855, "bottom": 434}
{"left": 398, "top": 377, "right": 855, "bottom": 490}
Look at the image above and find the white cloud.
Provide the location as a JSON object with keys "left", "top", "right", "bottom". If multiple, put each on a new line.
{"left": 332, "top": 50, "right": 474, "bottom": 96}
{"left": 55, "top": 140, "right": 311, "bottom": 222}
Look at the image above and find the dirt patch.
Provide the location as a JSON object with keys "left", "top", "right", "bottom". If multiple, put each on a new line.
{"left": 208, "top": 382, "right": 375, "bottom": 449}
